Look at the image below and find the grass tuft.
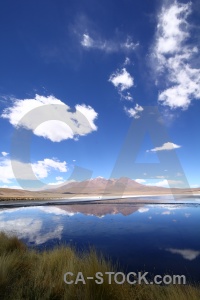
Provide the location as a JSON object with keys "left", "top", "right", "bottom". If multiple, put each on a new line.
{"left": 0, "top": 232, "right": 200, "bottom": 299}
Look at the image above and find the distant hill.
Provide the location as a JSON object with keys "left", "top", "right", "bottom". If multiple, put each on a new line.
{"left": 0, "top": 177, "right": 199, "bottom": 200}
{"left": 51, "top": 176, "right": 156, "bottom": 195}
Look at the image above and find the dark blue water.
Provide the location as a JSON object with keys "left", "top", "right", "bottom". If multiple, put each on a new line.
{"left": 1, "top": 198, "right": 200, "bottom": 283}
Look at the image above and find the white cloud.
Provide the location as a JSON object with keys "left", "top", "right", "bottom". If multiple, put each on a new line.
{"left": 122, "top": 37, "right": 139, "bottom": 51}
{"left": 191, "top": 184, "right": 199, "bottom": 188}
{"left": 146, "top": 142, "right": 181, "bottom": 152}
{"left": 75, "top": 104, "right": 98, "bottom": 131}
{"left": 0, "top": 184, "right": 22, "bottom": 189}
{"left": 124, "top": 57, "right": 131, "bottom": 66}
{"left": 166, "top": 248, "right": 200, "bottom": 261}
{"left": 146, "top": 179, "right": 169, "bottom": 187}
{"left": 109, "top": 65, "right": 136, "bottom": 104}
{"left": 56, "top": 176, "right": 64, "bottom": 181}
{"left": 0, "top": 159, "right": 14, "bottom": 183}
{"left": 124, "top": 104, "right": 143, "bottom": 119}
{"left": 109, "top": 68, "right": 134, "bottom": 92}
{"left": 1, "top": 151, "right": 8, "bottom": 157}
{"left": 32, "top": 158, "right": 67, "bottom": 179}
{"left": 81, "top": 34, "right": 94, "bottom": 47}
{"left": 47, "top": 179, "right": 76, "bottom": 189}
{"left": 152, "top": 2, "right": 200, "bottom": 109}
{"left": 81, "top": 33, "right": 138, "bottom": 53}
{"left": 133, "top": 178, "right": 183, "bottom": 188}
{"left": 48, "top": 181, "right": 65, "bottom": 186}
{"left": 34, "top": 120, "right": 74, "bottom": 142}
{"left": 146, "top": 179, "right": 183, "bottom": 187}
{"left": 121, "top": 92, "right": 133, "bottom": 101}
{"left": 156, "top": 3, "right": 190, "bottom": 56}
{"left": 0, "top": 157, "right": 67, "bottom": 184}
{"left": 135, "top": 179, "right": 146, "bottom": 184}
{"left": 1, "top": 94, "right": 98, "bottom": 142}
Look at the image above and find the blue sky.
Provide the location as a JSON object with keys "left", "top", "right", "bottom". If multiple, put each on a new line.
{"left": 0, "top": 0, "right": 200, "bottom": 190}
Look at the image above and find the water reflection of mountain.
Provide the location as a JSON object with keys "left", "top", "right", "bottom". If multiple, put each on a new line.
{"left": 56, "top": 204, "right": 141, "bottom": 217}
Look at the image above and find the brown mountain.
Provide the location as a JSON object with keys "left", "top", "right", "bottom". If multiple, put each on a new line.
{"left": 51, "top": 176, "right": 167, "bottom": 195}
{"left": 0, "top": 177, "right": 199, "bottom": 200}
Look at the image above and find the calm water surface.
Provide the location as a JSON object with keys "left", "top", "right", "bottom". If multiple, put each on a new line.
{"left": 1, "top": 197, "right": 200, "bottom": 282}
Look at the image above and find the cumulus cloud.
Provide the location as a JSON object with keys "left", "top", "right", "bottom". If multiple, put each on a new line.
{"left": 1, "top": 151, "right": 8, "bottom": 157}
{"left": 0, "top": 157, "right": 67, "bottom": 184}
{"left": 0, "top": 159, "right": 14, "bottom": 183}
{"left": 108, "top": 64, "right": 142, "bottom": 113}
{"left": 152, "top": 1, "right": 200, "bottom": 109}
{"left": 124, "top": 104, "right": 143, "bottom": 119}
{"left": 135, "top": 179, "right": 146, "bottom": 184}
{"left": 109, "top": 68, "right": 134, "bottom": 92}
{"left": 146, "top": 179, "right": 183, "bottom": 187}
{"left": 166, "top": 248, "right": 200, "bottom": 261}
{"left": 155, "top": 3, "right": 190, "bottom": 56}
{"left": 32, "top": 159, "right": 67, "bottom": 179}
{"left": 146, "top": 142, "right": 181, "bottom": 152}
{"left": 81, "top": 33, "right": 139, "bottom": 53}
{"left": 1, "top": 94, "right": 98, "bottom": 142}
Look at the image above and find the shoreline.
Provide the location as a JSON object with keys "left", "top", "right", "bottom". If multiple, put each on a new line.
{"left": 0, "top": 193, "right": 200, "bottom": 208}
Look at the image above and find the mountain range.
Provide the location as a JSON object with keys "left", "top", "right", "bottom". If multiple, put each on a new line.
{"left": 50, "top": 176, "right": 168, "bottom": 195}
{"left": 0, "top": 177, "right": 199, "bottom": 200}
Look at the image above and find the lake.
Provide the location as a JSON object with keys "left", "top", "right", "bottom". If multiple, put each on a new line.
{"left": 1, "top": 196, "right": 200, "bottom": 283}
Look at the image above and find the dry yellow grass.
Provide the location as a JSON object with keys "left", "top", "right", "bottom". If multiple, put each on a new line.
{"left": 0, "top": 232, "right": 200, "bottom": 300}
